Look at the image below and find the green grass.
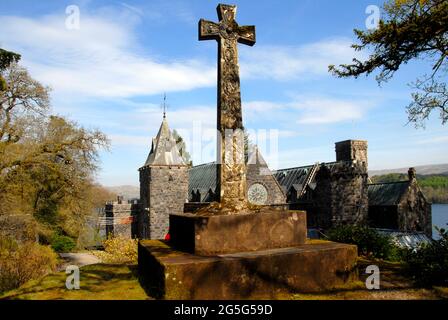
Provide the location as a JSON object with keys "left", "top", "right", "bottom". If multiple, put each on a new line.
{"left": 2, "top": 258, "right": 447, "bottom": 300}
{"left": 1, "top": 264, "right": 150, "bottom": 300}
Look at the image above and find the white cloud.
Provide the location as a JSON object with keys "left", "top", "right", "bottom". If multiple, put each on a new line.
{"left": 240, "top": 38, "right": 366, "bottom": 81}
{"left": 416, "top": 136, "right": 448, "bottom": 145}
{"left": 0, "top": 12, "right": 215, "bottom": 98}
{"left": 292, "top": 96, "right": 370, "bottom": 124}
{"left": 244, "top": 95, "right": 373, "bottom": 125}
{"left": 109, "top": 134, "right": 150, "bottom": 147}
{"left": 244, "top": 101, "right": 285, "bottom": 112}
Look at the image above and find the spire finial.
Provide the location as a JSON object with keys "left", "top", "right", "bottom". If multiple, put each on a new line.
{"left": 163, "top": 93, "right": 167, "bottom": 119}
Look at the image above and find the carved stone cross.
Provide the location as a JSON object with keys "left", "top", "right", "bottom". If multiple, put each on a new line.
{"left": 199, "top": 4, "right": 256, "bottom": 209}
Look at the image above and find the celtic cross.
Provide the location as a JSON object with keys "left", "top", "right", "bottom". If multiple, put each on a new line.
{"left": 199, "top": 4, "right": 256, "bottom": 208}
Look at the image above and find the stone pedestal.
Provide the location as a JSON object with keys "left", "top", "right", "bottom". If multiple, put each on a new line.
{"left": 138, "top": 207, "right": 359, "bottom": 299}
{"left": 169, "top": 210, "right": 307, "bottom": 255}
{"left": 138, "top": 240, "right": 358, "bottom": 300}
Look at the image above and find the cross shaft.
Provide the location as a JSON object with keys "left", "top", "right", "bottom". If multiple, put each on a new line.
{"left": 199, "top": 4, "right": 256, "bottom": 209}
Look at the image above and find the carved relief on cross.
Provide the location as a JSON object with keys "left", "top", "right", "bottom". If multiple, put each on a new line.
{"left": 199, "top": 4, "right": 256, "bottom": 207}
{"left": 199, "top": 4, "right": 255, "bottom": 130}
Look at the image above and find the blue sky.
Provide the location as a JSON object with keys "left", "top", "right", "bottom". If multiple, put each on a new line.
{"left": 1, "top": 0, "right": 447, "bottom": 186}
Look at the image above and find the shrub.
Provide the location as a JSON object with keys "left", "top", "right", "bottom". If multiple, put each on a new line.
{"left": 50, "top": 234, "right": 76, "bottom": 253}
{"left": 326, "top": 225, "right": 397, "bottom": 260}
{"left": 0, "top": 235, "right": 58, "bottom": 293}
{"left": 91, "top": 236, "right": 138, "bottom": 264}
{"left": 403, "top": 227, "right": 448, "bottom": 286}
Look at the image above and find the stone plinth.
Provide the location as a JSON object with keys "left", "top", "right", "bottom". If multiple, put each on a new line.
{"left": 169, "top": 210, "right": 307, "bottom": 256}
{"left": 138, "top": 240, "right": 358, "bottom": 300}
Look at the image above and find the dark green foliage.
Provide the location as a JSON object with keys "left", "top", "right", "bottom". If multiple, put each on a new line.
{"left": 0, "top": 48, "right": 21, "bottom": 71}
{"left": 0, "top": 48, "right": 21, "bottom": 91}
{"left": 371, "top": 173, "right": 408, "bottom": 183}
{"left": 50, "top": 234, "right": 76, "bottom": 253}
{"left": 403, "top": 226, "right": 448, "bottom": 286}
{"left": 326, "top": 225, "right": 398, "bottom": 259}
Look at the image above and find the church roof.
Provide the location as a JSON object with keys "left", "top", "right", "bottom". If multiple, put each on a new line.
{"left": 143, "top": 118, "right": 186, "bottom": 167}
{"left": 188, "top": 162, "right": 217, "bottom": 202}
{"left": 274, "top": 162, "right": 337, "bottom": 195}
{"left": 274, "top": 165, "right": 315, "bottom": 194}
{"left": 188, "top": 146, "right": 281, "bottom": 202}
{"left": 367, "top": 181, "right": 410, "bottom": 206}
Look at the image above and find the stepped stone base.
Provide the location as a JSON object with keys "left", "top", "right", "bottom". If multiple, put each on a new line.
{"left": 169, "top": 209, "right": 307, "bottom": 256}
{"left": 138, "top": 240, "right": 358, "bottom": 300}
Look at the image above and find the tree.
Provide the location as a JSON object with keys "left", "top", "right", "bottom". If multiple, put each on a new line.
{"left": 329, "top": 0, "right": 448, "bottom": 127}
{"left": 0, "top": 48, "right": 21, "bottom": 91}
{"left": 0, "top": 63, "right": 109, "bottom": 241}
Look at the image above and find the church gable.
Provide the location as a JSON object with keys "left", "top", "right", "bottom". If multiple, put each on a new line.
{"left": 246, "top": 146, "right": 286, "bottom": 205}
{"left": 187, "top": 147, "right": 285, "bottom": 205}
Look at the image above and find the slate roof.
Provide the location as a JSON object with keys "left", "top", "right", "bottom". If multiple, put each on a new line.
{"left": 143, "top": 118, "right": 186, "bottom": 167}
{"left": 376, "top": 229, "right": 432, "bottom": 248}
{"left": 273, "top": 162, "right": 337, "bottom": 195}
{"left": 188, "top": 160, "right": 414, "bottom": 207}
{"left": 188, "top": 146, "right": 280, "bottom": 202}
{"left": 187, "top": 160, "right": 344, "bottom": 202}
{"left": 188, "top": 162, "right": 217, "bottom": 202}
{"left": 367, "top": 181, "right": 410, "bottom": 206}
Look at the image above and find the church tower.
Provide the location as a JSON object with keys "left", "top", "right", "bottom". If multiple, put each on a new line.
{"left": 138, "top": 115, "right": 189, "bottom": 239}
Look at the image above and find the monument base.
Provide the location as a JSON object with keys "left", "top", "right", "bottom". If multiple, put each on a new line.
{"left": 170, "top": 209, "right": 307, "bottom": 255}
{"left": 138, "top": 240, "right": 358, "bottom": 300}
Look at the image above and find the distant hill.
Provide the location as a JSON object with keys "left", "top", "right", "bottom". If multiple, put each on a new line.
{"left": 106, "top": 185, "right": 139, "bottom": 200}
{"left": 369, "top": 163, "right": 448, "bottom": 176}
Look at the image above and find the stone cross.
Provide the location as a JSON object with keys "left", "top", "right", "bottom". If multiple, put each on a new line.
{"left": 199, "top": 4, "right": 255, "bottom": 209}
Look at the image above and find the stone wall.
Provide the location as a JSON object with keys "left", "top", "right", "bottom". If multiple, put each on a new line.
{"left": 335, "top": 140, "right": 368, "bottom": 166}
{"left": 398, "top": 179, "right": 432, "bottom": 237}
{"left": 139, "top": 166, "right": 189, "bottom": 239}
{"left": 328, "top": 162, "right": 369, "bottom": 226}
{"left": 105, "top": 202, "right": 139, "bottom": 238}
{"left": 308, "top": 140, "right": 369, "bottom": 230}
{"left": 139, "top": 167, "right": 150, "bottom": 238}
{"left": 310, "top": 165, "right": 333, "bottom": 229}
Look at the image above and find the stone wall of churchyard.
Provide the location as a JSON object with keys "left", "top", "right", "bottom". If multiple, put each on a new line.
{"left": 140, "top": 166, "right": 189, "bottom": 239}
{"left": 398, "top": 180, "right": 433, "bottom": 237}
{"left": 247, "top": 161, "right": 286, "bottom": 205}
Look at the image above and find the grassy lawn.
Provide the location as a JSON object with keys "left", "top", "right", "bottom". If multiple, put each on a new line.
{"left": 1, "top": 264, "right": 150, "bottom": 300}
{"left": 1, "top": 258, "right": 447, "bottom": 300}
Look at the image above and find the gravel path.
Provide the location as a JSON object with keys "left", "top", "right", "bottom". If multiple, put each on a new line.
{"left": 58, "top": 253, "right": 101, "bottom": 271}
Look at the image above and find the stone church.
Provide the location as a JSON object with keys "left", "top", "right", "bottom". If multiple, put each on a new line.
{"left": 103, "top": 116, "right": 432, "bottom": 240}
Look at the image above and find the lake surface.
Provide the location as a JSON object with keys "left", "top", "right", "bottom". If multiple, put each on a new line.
{"left": 432, "top": 204, "right": 448, "bottom": 239}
